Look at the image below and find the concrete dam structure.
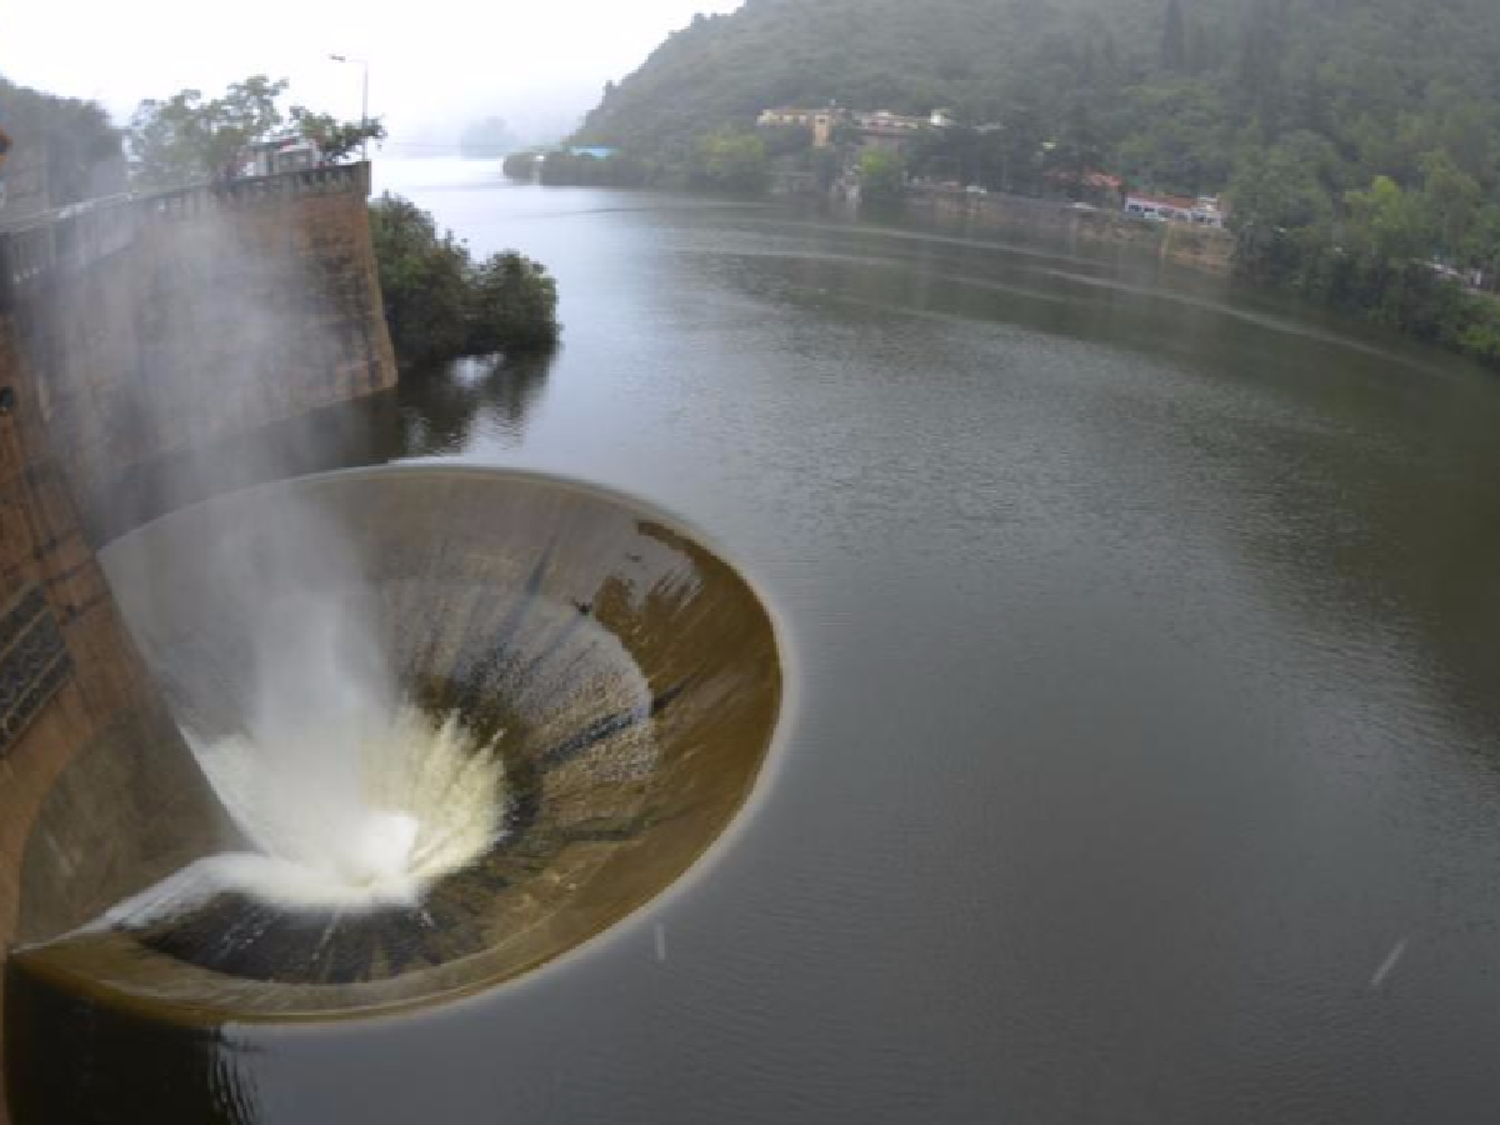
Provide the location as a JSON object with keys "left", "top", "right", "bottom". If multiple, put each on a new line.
{"left": 0, "top": 166, "right": 389, "bottom": 1118}
{"left": 4, "top": 164, "right": 398, "bottom": 541}
{"left": 0, "top": 167, "right": 781, "bottom": 1122}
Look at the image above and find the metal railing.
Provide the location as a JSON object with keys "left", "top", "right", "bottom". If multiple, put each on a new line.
{"left": 141, "top": 161, "right": 370, "bottom": 220}
{"left": 0, "top": 193, "right": 137, "bottom": 297}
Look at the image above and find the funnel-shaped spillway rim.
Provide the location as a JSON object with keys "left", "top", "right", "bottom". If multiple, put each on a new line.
{"left": 104, "top": 463, "right": 753, "bottom": 562}
{"left": 18, "top": 464, "right": 793, "bottom": 1026}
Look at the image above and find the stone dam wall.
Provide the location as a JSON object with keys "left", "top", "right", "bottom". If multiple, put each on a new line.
{"left": 0, "top": 163, "right": 397, "bottom": 1119}
{"left": 3, "top": 162, "right": 397, "bottom": 539}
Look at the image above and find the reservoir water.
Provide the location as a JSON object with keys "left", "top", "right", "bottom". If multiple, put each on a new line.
{"left": 20, "top": 160, "right": 1500, "bottom": 1123}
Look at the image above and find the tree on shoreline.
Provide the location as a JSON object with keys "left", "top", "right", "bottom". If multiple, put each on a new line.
{"left": 693, "top": 132, "right": 769, "bottom": 193}
{"left": 369, "top": 194, "right": 559, "bottom": 371}
{"left": 859, "top": 149, "right": 905, "bottom": 203}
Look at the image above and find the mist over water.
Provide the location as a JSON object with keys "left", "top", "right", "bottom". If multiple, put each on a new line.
{"left": 78, "top": 201, "right": 513, "bottom": 933}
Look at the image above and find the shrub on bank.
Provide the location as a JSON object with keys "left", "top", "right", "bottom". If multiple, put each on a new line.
{"left": 467, "top": 252, "right": 561, "bottom": 354}
{"left": 369, "top": 193, "right": 559, "bottom": 369}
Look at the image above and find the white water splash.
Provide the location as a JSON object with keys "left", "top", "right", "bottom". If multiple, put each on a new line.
{"left": 93, "top": 705, "right": 508, "bottom": 931}
{"left": 82, "top": 490, "right": 514, "bottom": 936}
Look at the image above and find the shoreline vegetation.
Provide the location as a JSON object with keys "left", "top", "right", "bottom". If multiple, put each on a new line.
{"left": 510, "top": 0, "right": 1500, "bottom": 374}
{"left": 368, "top": 194, "right": 559, "bottom": 372}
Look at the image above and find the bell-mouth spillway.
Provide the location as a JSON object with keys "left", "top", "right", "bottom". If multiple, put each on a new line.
{"left": 10, "top": 466, "right": 783, "bottom": 1022}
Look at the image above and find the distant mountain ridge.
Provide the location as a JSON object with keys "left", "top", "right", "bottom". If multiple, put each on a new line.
{"left": 576, "top": 0, "right": 1500, "bottom": 197}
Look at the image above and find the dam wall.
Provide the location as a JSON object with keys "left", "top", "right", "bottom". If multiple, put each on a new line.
{"left": 2, "top": 162, "right": 397, "bottom": 540}
{"left": 0, "top": 163, "right": 397, "bottom": 1119}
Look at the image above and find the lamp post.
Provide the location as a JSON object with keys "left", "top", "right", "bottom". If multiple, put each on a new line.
{"left": 328, "top": 53, "right": 370, "bottom": 162}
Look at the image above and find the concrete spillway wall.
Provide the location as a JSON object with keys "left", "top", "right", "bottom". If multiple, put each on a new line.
{"left": 0, "top": 163, "right": 397, "bottom": 1119}
{"left": 4, "top": 163, "right": 397, "bottom": 539}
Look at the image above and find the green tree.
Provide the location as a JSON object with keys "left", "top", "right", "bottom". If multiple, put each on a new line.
{"left": 1419, "top": 150, "right": 1480, "bottom": 260}
{"left": 534, "top": 150, "right": 650, "bottom": 187}
{"left": 695, "top": 132, "right": 769, "bottom": 192}
{"left": 288, "top": 107, "right": 387, "bottom": 163}
{"left": 370, "top": 194, "right": 559, "bottom": 369}
{"left": 1226, "top": 132, "right": 1338, "bottom": 274}
{"left": 1345, "top": 176, "right": 1427, "bottom": 263}
{"left": 211, "top": 75, "right": 287, "bottom": 152}
{"left": 1462, "top": 204, "right": 1500, "bottom": 289}
{"left": 128, "top": 89, "right": 221, "bottom": 188}
{"left": 1047, "top": 99, "right": 1104, "bottom": 198}
{"left": 1234, "top": 0, "right": 1286, "bottom": 126}
{"left": 369, "top": 194, "right": 473, "bottom": 369}
{"left": 859, "top": 148, "right": 906, "bottom": 202}
{"left": 1107, "top": 79, "right": 1233, "bottom": 194}
{"left": 502, "top": 152, "right": 542, "bottom": 180}
{"left": 130, "top": 76, "right": 290, "bottom": 187}
{"left": 468, "top": 253, "right": 560, "bottom": 353}
{"left": 757, "top": 122, "right": 815, "bottom": 158}
{"left": 129, "top": 75, "right": 379, "bottom": 188}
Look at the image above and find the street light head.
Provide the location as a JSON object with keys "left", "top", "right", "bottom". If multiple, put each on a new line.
{"left": 326, "top": 55, "right": 372, "bottom": 160}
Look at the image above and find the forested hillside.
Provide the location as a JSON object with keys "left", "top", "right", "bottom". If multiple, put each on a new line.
{"left": 581, "top": 0, "right": 1500, "bottom": 197}
{"left": 577, "top": 0, "right": 1500, "bottom": 366}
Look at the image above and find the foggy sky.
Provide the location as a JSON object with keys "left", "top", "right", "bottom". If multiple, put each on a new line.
{"left": 3, "top": 0, "right": 745, "bottom": 147}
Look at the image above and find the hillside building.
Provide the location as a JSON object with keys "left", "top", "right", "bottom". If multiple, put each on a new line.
{"left": 1124, "top": 192, "right": 1228, "bottom": 228}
